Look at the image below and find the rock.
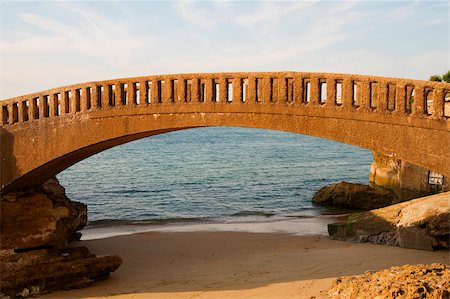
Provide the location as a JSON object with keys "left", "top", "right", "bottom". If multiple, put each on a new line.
{"left": 313, "top": 181, "right": 396, "bottom": 210}
{"left": 0, "top": 177, "right": 122, "bottom": 297}
{"left": 1, "top": 247, "right": 122, "bottom": 298}
{"left": 328, "top": 192, "right": 450, "bottom": 250}
{"left": 1, "top": 177, "right": 87, "bottom": 251}
{"left": 327, "top": 263, "right": 450, "bottom": 298}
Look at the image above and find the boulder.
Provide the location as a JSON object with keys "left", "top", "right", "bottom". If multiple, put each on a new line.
{"left": 328, "top": 192, "right": 450, "bottom": 250}
{"left": 1, "top": 189, "right": 86, "bottom": 251}
{"left": 313, "top": 181, "right": 396, "bottom": 210}
{"left": 327, "top": 263, "right": 450, "bottom": 298}
{"left": 0, "top": 177, "right": 122, "bottom": 297}
{"left": 1, "top": 247, "right": 122, "bottom": 298}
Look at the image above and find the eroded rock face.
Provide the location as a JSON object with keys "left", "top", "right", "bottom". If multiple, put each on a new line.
{"left": 1, "top": 182, "right": 86, "bottom": 250}
{"left": 327, "top": 263, "right": 450, "bottom": 299}
{"left": 313, "top": 181, "right": 396, "bottom": 210}
{"left": 1, "top": 247, "right": 122, "bottom": 298}
{"left": 0, "top": 177, "right": 122, "bottom": 298}
{"left": 328, "top": 192, "right": 450, "bottom": 250}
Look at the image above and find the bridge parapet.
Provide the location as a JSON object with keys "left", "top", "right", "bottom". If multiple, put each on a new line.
{"left": 1, "top": 72, "right": 449, "bottom": 127}
{"left": 1, "top": 72, "right": 450, "bottom": 192}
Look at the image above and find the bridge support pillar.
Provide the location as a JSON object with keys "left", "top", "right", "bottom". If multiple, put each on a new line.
{"left": 369, "top": 151, "right": 449, "bottom": 199}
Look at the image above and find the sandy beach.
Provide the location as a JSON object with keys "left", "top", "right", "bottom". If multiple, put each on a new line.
{"left": 41, "top": 231, "right": 449, "bottom": 299}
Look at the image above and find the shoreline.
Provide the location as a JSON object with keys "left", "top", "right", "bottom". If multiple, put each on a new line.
{"left": 42, "top": 229, "right": 449, "bottom": 299}
{"left": 79, "top": 214, "right": 349, "bottom": 241}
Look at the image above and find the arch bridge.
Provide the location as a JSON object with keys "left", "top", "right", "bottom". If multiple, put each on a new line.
{"left": 1, "top": 72, "right": 449, "bottom": 193}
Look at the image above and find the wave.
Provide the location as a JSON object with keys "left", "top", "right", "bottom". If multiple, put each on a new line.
{"left": 86, "top": 216, "right": 211, "bottom": 227}
{"left": 230, "top": 211, "right": 276, "bottom": 217}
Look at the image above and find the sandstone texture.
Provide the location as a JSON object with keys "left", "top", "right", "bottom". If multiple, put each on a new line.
{"left": 327, "top": 263, "right": 450, "bottom": 299}
{"left": 328, "top": 192, "right": 450, "bottom": 250}
{"left": 1, "top": 177, "right": 87, "bottom": 250}
{"left": 0, "top": 177, "right": 122, "bottom": 298}
{"left": 370, "top": 151, "right": 449, "bottom": 199}
{"left": 1, "top": 73, "right": 449, "bottom": 193}
{"left": 313, "top": 181, "right": 397, "bottom": 210}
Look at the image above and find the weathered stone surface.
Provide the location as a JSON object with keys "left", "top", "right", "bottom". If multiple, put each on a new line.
{"left": 0, "top": 247, "right": 122, "bottom": 298}
{"left": 0, "top": 177, "right": 122, "bottom": 298}
{"left": 328, "top": 192, "right": 450, "bottom": 250}
{"left": 327, "top": 263, "right": 450, "bottom": 299}
{"left": 1, "top": 177, "right": 87, "bottom": 250}
{"left": 1, "top": 73, "right": 449, "bottom": 193}
{"left": 370, "top": 151, "right": 450, "bottom": 199}
{"left": 313, "top": 181, "right": 396, "bottom": 210}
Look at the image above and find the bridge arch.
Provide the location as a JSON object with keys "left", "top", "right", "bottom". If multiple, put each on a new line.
{"left": 1, "top": 72, "right": 449, "bottom": 192}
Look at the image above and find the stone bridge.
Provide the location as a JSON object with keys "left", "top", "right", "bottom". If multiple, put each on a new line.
{"left": 1, "top": 72, "right": 449, "bottom": 193}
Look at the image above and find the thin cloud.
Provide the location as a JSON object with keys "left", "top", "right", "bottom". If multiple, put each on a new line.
{"left": 234, "top": 1, "right": 317, "bottom": 27}
{"left": 7, "top": 8, "right": 151, "bottom": 65}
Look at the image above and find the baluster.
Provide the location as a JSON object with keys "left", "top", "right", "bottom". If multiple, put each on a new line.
{"left": 151, "top": 79, "right": 160, "bottom": 104}
{"left": 191, "top": 78, "right": 200, "bottom": 102}
{"left": 394, "top": 84, "right": 406, "bottom": 115}
{"left": 412, "top": 85, "right": 425, "bottom": 116}
{"left": 308, "top": 76, "right": 319, "bottom": 106}
{"left": 30, "top": 97, "right": 39, "bottom": 119}
{"left": 377, "top": 82, "right": 388, "bottom": 113}
{"left": 432, "top": 88, "right": 445, "bottom": 119}
{"left": 8, "top": 103, "right": 15, "bottom": 124}
{"left": 278, "top": 77, "right": 287, "bottom": 103}
{"left": 168, "top": 79, "right": 176, "bottom": 103}
{"left": 359, "top": 80, "right": 371, "bottom": 111}
{"left": 60, "top": 91, "right": 68, "bottom": 114}
{"left": 102, "top": 85, "right": 111, "bottom": 108}
{"left": 49, "top": 94, "right": 57, "bottom": 116}
{"left": 325, "top": 78, "right": 336, "bottom": 107}
{"left": 247, "top": 76, "right": 256, "bottom": 103}
{"left": 39, "top": 96, "right": 47, "bottom": 118}
{"left": 219, "top": 77, "right": 227, "bottom": 103}
{"left": 204, "top": 78, "right": 214, "bottom": 103}
{"left": 261, "top": 76, "right": 272, "bottom": 103}
{"left": 341, "top": 78, "right": 353, "bottom": 109}
{"left": 139, "top": 81, "right": 148, "bottom": 105}
{"left": 115, "top": 83, "right": 124, "bottom": 106}
{"left": 91, "top": 87, "right": 100, "bottom": 109}
{"left": 234, "top": 77, "right": 243, "bottom": 103}
{"left": 128, "top": 82, "right": 136, "bottom": 105}
{"left": 80, "top": 88, "right": 88, "bottom": 111}
{"left": 178, "top": 78, "right": 186, "bottom": 103}
{"left": 293, "top": 74, "right": 303, "bottom": 105}
{"left": 19, "top": 100, "right": 27, "bottom": 122}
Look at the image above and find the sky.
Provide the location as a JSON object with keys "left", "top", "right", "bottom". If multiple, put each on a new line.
{"left": 0, "top": 0, "right": 448, "bottom": 99}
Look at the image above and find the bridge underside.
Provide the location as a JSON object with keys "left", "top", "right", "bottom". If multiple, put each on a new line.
{"left": 1, "top": 105, "right": 449, "bottom": 192}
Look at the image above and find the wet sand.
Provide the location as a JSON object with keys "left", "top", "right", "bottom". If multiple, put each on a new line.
{"left": 42, "top": 231, "right": 449, "bottom": 299}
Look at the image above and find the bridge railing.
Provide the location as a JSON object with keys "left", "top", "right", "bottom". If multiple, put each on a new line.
{"left": 1, "top": 72, "right": 449, "bottom": 127}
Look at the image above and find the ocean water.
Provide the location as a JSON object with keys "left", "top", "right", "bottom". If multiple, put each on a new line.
{"left": 57, "top": 127, "right": 373, "bottom": 237}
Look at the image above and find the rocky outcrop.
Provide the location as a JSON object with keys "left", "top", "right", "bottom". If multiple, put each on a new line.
{"left": 328, "top": 192, "right": 450, "bottom": 250}
{"left": 313, "top": 181, "right": 397, "bottom": 210}
{"left": 0, "top": 177, "right": 122, "bottom": 298}
{"left": 1, "top": 247, "right": 122, "bottom": 298}
{"left": 1, "top": 178, "right": 87, "bottom": 251}
{"left": 327, "top": 263, "right": 450, "bottom": 298}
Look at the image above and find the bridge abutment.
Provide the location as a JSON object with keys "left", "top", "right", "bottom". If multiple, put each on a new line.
{"left": 370, "top": 151, "right": 449, "bottom": 199}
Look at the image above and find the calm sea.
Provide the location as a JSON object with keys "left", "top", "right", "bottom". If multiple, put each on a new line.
{"left": 57, "top": 127, "right": 373, "bottom": 238}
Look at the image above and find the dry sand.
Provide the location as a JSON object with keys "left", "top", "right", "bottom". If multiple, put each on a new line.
{"left": 41, "top": 231, "right": 449, "bottom": 299}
